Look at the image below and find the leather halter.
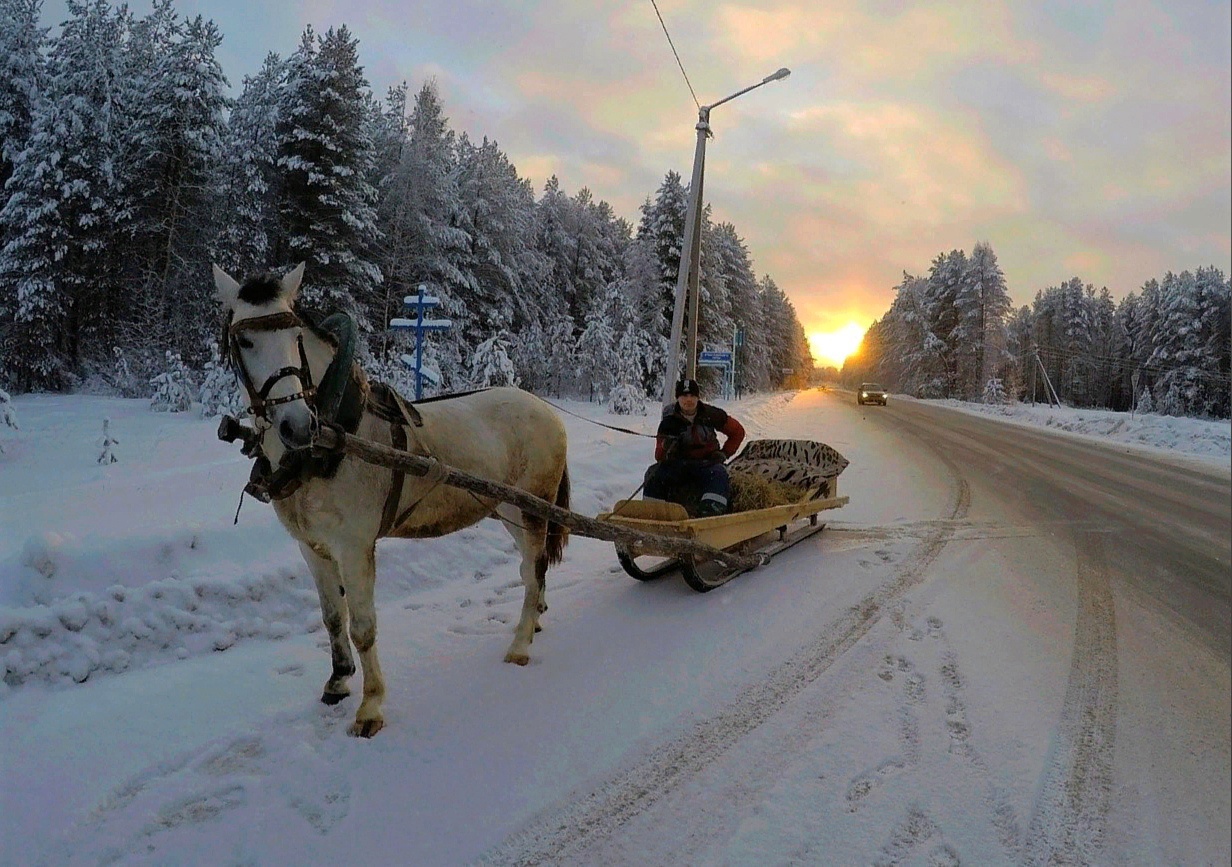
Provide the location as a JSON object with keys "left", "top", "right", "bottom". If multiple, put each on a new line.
{"left": 228, "top": 311, "right": 316, "bottom": 419}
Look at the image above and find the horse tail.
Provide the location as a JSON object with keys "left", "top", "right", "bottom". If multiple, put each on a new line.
{"left": 545, "top": 463, "right": 570, "bottom": 566}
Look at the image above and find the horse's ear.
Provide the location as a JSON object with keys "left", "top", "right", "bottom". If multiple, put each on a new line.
{"left": 282, "top": 262, "right": 306, "bottom": 303}
{"left": 213, "top": 264, "right": 240, "bottom": 306}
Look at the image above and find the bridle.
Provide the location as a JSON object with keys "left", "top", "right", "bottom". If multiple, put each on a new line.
{"left": 227, "top": 310, "right": 316, "bottom": 420}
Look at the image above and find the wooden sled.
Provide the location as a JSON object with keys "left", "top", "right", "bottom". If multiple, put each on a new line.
{"left": 598, "top": 439, "right": 850, "bottom": 592}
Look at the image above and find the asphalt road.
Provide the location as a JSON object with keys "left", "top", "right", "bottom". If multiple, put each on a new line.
{"left": 855, "top": 394, "right": 1232, "bottom": 661}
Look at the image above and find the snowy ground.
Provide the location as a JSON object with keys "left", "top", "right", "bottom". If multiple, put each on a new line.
{"left": 0, "top": 388, "right": 1227, "bottom": 865}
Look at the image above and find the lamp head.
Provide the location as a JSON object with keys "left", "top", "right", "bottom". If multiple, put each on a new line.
{"left": 764, "top": 67, "right": 791, "bottom": 83}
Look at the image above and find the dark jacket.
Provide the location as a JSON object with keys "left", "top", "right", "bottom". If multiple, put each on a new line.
{"left": 655, "top": 401, "right": 746, "bottom": 463}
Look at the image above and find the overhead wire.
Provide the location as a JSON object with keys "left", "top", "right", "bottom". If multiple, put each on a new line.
{"left": 649, "top": 0, "right": 700, "bottom": 110}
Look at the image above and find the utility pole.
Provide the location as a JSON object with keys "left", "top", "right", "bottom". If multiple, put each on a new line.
{"left": 1029, "top": 344, "right": 1037, "bottom": 406}
{"left": 661, "top": 68, "right": 792, "bottom": 407}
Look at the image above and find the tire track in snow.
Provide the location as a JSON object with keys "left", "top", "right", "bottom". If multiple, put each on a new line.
{"left": 1027, "top": 530, "right": 1118, "bottom": 865}
{"left": 480, "top": 450, "right": 972, "bottom": 866}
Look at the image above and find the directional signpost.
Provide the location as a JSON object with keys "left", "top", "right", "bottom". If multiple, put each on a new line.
{"left": 697, "top": 350, "right": 735, "bottom": 400}
{"left": 390, "top": 284, "right": 452, "bottom": 400}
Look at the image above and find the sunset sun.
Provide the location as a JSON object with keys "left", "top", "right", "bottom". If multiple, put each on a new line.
{"left": 809, "top": 323, "right": 867, "bottom": 368}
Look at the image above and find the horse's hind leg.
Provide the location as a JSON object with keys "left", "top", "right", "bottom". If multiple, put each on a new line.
{"left": 299, "top": 542, "right": 355, "bottom": 704}
{"left": 334, "top": 542, "right": 385, "bottom": 737}
{"left": 500, "top": 505, "right": 548, "bottom": 665}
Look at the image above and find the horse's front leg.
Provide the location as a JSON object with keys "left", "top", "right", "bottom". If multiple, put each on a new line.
{"left": 335, "top": 543, "right": 385, "bottom": 737}
{"left": 299, "top": 542, "right": 355, "bottom": 705}
{"left": 500, "top": 506, "right": 548, "bottom": 666}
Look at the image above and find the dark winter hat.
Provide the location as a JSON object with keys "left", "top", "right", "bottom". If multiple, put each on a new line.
{"left": 675, "top": 378, "right": 701, "bottom": 397}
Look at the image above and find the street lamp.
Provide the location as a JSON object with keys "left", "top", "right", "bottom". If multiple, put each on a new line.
{"left": 661, "top": 67, "right": 792, "bottom": 407}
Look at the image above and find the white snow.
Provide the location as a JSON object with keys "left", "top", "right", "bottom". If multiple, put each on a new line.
{"left": 0, "top": 389, "right": 1227, "bottom": 865}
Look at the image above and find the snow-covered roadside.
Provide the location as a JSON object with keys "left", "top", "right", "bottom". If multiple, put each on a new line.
{"left": 924, "top": 395, "right": 1231, "bottom": 467}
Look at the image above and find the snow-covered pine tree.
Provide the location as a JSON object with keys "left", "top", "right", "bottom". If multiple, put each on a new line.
{"left": 468, "top": 334, "right": 518, "bottom": 388}
{"left": 377, "top": 81, "right": 468, "bottom": 383}
{"left": 704, "top": 222, "right": 751, "bottom": 386}
{"left": 197, "top": 342, "right": 243, "bottom": 418}
{"left": 1194, "top": 266, "right": 1231, "bottom": 418}
{"left": 275, "top": 25, "right": 382, "bottom": 325}
{"left": 0, "top": 0, "right": 46, "bottom": 195}
{"left": 457, "top": 138, "right": 536, "bottom": 322}
{"left": 608, "top": 319, "right": 652, "bottom": 415}
{"left": 0, "top": 0, "right": 128, "bottom": 391}
{"left": 97, "top": 417, "right": 118, "bottom": 464}
{"left": 576, "top": 285, "right": 620, "bottom": 401}
{"left": 982, "top": 377, "right": 1007, "bottom": 405}
{"left": 149, "top": 350, "right": 195, "bottom": 412}
{"left": 215, "top": 53, "right": 286, "bottom": 277}
{"left": 0, "top": 386, "right": 18, "bottom": 453}
{"left": 121, "top": 3, "right": 230, "bottom": 365}
{"left": 615, "top": 238, "right": 670, "bottom": 396}
{"left": 1137, "top": 384, "right": 1155, "bottom": 415}
{"left": 961, "top": 242, "right": 1013, "bottom": 399}
{"left": 635, "top": 172, "right": 688, "bottom": 372}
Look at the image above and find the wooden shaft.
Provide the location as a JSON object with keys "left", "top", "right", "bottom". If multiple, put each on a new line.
{"left": 313, "top": 426, "right": 765, "bottom": 571}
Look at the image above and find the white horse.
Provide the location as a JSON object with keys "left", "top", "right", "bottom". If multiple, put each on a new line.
{"left": 214, "top": 263, "right": 570, "bottom": 737}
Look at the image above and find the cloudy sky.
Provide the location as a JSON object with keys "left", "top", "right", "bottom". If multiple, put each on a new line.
{"left": 42, "top": 0, "right": 1232, "bottom": 364}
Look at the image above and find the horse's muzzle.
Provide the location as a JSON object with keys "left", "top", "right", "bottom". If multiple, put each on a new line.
{"left": 278, "top": 411, "right": 316, "bottom": 449}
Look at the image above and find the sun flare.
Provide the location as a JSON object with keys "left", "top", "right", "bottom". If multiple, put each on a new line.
{"left": 809, "top": 323, "right": 867, "bottom": 368}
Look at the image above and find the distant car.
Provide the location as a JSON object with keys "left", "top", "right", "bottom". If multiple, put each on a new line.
{"left": 858, "top": 383, "right": 888, "bottom": 406}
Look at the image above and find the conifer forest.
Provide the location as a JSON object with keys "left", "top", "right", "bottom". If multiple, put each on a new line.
{"left": 1, "top": 0, "right": 1227, "bottom": 418}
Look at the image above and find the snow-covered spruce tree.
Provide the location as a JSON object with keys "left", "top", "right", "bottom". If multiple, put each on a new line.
{"left": 608, "top": 323, "right": 650, "bottom": 416}
{"left": 982, "top": 377, "right": 1007, "bottom": 405}
{"left": 0, "top": 0, "right": 129, "bottom": 391}
{"left": 962, "top": 242, "right": 1013, "bottom": 399}
{"left": 215, "top": 53, "right": 286, "bottom": 278}
{"left": 120, "top": 4, "right": 230, "bottom": 366}
{"left": 455, "top": 136, "right": 544, "bottom": 346}
{"left": 611, "top": 238, "right": 670, "bottom": 396}
{"left": 0, "top": 386, "right": 18, "bottom": 453}
{"left": 708, "top": 222, "right": 756, "bottom": 391}
{"left": 0, "top": 0, "right": 46, "bottom": 195}
{"left": 1194, "top": 266, "right": 1231, "bottom": 418}
{"left": 468, "top": 334, "right": 518, "bottom": 388}
{"left": 97, "top": 417, "right": 118, "bottom": 464}
{"left": 636, "top": 171, "right": 687, "bottom": 322}
{"left": 197, "top": 342, "right": 243, "bottom": 418}
{"left": 274, "top": 25, "right": 382, "bottom": 325}
{"left": 149, "top": 350, "right": 195, "bottom": 412}
{"left": 576, "top": 285, "right": 620, "bottom": 401}
{"left": 1149, "top": 269, "right": 1231, "bottom": 418}
{"left": 1136, "top": 384, "right": 1155, "bottom": 415}
{"left": 376, "top": 81, "right": 467, "bottom": 382}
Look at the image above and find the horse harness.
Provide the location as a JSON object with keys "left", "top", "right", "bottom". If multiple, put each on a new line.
{"left": 227, "top": 311, "right": 317, "bottom": 417}
{"left": 222, "top": 310, "right": 432, "bottom": 536}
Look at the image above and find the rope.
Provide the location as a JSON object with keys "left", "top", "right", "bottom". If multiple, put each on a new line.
{"left": 649, "top": 0, "right": 700, "bottom": 109}
{"left": 538, "top": 398, "right": 658, "bottom": 508}
{"left": 540, "top": 398, "right": 656, "bottom": 438}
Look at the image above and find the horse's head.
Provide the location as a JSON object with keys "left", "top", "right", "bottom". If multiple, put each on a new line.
{"left": 213, "top": 262, "right": 319, "bottom": 450}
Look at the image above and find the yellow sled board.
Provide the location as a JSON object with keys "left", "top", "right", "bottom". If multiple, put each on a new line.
{"left": 597, "top": 491, "right": 850, "bottom": 559}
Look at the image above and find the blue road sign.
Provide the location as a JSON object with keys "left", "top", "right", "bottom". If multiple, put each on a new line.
{"left": 698, "top": 350, "right": 733, "bottom": 365}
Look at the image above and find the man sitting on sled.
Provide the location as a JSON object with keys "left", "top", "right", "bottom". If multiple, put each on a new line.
{"left": 645, "top": 378, "right": 746, "bottom": 517}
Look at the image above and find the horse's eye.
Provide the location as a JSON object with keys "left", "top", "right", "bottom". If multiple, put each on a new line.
{"left": 237, "top": 336, "right": 254, "bottom": 350}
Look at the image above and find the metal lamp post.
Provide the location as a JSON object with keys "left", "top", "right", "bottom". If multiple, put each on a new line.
{"left": 661, "top": 67, "right": 791, "bottom": 407}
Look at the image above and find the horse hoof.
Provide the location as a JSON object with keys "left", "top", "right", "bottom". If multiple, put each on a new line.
{"left": 504, "top": 651, "right": 530, "bottom": 666}
{"left": 348, "top": 718, "right": 384, "bottom": 738}
{"left": 321, "top": 690, "right": 349, "bottom": 705}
